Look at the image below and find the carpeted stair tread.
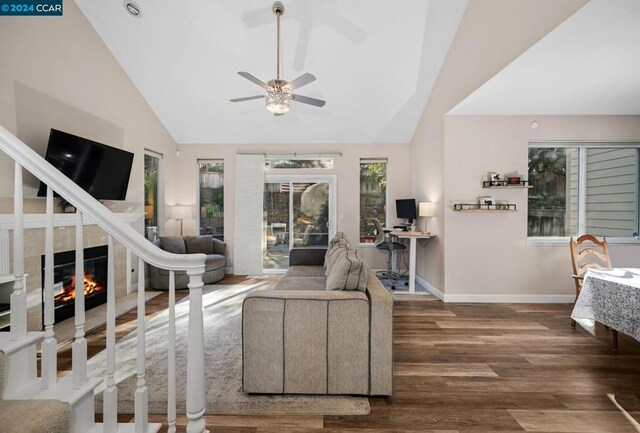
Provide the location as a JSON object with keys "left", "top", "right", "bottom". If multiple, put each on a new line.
{"left": 0, "top": 398, "right": 71, "bottom": 433}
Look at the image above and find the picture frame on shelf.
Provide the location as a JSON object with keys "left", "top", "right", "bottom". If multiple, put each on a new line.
{"left": 478, "top": 196, "right": 495, "bottom": 207}
{"left": 489, "top": 173, "right": 501, "bottom": 186}
{"left": 506, "top": 176, "right": 521, "bottom": 185}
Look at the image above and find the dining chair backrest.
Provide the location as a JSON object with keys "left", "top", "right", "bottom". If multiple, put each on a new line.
{"left": 569, "top": 235, "right": 612, "bottom": 296}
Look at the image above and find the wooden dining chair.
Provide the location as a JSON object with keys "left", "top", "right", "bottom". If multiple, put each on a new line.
{"left": 569, "top": 234, "right": 617, "bottom": 350}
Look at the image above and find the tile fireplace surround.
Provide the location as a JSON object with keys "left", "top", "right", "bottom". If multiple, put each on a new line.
{"left": 0, "top": 212, "right": 142, "bottom": 330}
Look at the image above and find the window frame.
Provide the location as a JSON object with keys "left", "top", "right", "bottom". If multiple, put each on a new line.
{"left": 527, "top": 141, "right": 640, "bottom": 245}
{"left": 143, "top": 149, "right": 164, "bottom": 237}
{"left": 359, "top": 158, "right": 389, "bottom": 247}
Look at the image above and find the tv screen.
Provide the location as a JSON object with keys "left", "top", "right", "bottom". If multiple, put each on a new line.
{"left": 396, "top": 198, "right": 417, "bottom": 222}
{"left": 37, "top": 129, "right": 134, "bottom": 201}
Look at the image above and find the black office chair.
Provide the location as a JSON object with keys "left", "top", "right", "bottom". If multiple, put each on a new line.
{"left": 372, "top": 218, "right": 407, "bottom": 290}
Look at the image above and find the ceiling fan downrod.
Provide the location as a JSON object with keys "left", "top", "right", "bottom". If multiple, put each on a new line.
{"left": 273, "top": 1, "right": 284, "bottom": 81}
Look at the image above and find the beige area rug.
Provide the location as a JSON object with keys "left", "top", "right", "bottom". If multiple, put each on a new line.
{"left": 87, "top": 282, "right": 371, "bottom": 416}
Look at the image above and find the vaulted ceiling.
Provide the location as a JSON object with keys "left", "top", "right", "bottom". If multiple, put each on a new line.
{"left": 74, "top": 0, "right": 468, "bottom": 144}
{"left": 450, "top": 0, "right": 640, "bottom": 115}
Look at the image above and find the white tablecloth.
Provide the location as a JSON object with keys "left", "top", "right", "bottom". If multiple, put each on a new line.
{"left": 571, "top": 268, "right": 640, "bottom": 341}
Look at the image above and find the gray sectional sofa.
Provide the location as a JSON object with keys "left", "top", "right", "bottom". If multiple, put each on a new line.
{"left": 149, "top": 235, "right": 226, "bottom": 289}
{"left": 242, "top": 236, "right": 393, "bottom": 396}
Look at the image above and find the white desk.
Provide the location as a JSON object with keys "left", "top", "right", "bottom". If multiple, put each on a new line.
{"left": 390, "top": 231, "right": 436, "bottom": 293}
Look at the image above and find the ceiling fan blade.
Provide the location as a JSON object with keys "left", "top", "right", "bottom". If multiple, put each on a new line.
{"left": 237, "top": 72, "right": 269, "bottom": 89}
{"left": 274, "top": 113, "right": 284, "bottom": 117}
{"left": 291, "top": 94, "right": 326, "bottom": 107}
{"left": 285, "top": 73, "right": 316, "bottom": 91}
{"left": 230, "top": 95, "right": 265, "bottom": 103}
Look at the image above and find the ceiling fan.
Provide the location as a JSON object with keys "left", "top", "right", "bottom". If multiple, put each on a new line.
{"left": 230, "top": 1, "right": 326, "bottom": 116}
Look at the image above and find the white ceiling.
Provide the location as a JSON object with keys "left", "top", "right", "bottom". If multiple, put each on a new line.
{"left": 450, "top": 0, "right": 640, "bottom": 116}
{"left": 74, "top": 0, "right": 468, "bottom": 144}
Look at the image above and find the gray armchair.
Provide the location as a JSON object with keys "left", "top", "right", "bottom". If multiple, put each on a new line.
{"left": 148, "top": 235, "right": 226, "bottom": 289}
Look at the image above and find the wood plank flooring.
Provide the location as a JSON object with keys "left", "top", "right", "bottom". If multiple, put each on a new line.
{"left": 58, "top": 276, "right": 640, "bottom": 432}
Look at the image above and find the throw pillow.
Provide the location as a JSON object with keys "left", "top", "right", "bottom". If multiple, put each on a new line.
{"left": 324, "top": 237, "right": 349, "bottom": 269}
{"left": 159, "top": 236, "right": 186, "bottom": 255}
{"left": 326, "top": 248, "right": 369, "bottom": 292}
{"left": 184, "top": 235, "right": 214, "bottom": 255}
{"left": 324, "top": 240, "right": 349, "bottom": 276}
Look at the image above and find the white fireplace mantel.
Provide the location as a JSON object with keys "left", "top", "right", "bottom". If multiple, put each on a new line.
{"left": 0, "top": 212, "right": 144, "bottom": 276}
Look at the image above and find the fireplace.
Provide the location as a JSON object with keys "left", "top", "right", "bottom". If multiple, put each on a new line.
{"left": 41, "top": 245, "right": 108, "bottom": 325}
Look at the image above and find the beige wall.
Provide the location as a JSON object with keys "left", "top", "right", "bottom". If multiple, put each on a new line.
{"left": 409, "top": 0, "right": 588, "bottom": 293}
{"left": 0, "top": 0, "right": 178, "bottom": 298}
{"left": 442, "top": 115, "right": 640, "bottom": 300}
{"left": 0, "top": 0, "right": 177, "bottom": 212}
{"left": 174, "top": 142, "right": 412, "bottom": 270}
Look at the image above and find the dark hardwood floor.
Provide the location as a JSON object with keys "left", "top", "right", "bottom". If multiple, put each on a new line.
{"left": 58, "top": 276, "right": 640, "bottom": 432}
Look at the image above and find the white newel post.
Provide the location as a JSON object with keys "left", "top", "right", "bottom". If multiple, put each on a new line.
{"left": 167, "top": 270, "right": 177, "bottom": 433}
{"left": 135, "top": 257, "right": 149, "bottom": 433}
{"left": 103, "top": 234, "right": 118, "bottom": 432}
{"left": 42, "top": 186, "right": 57, "bottom": 389}
{"left": 185, "top": 268, "right": 206, "bottom": 433}
{"left": 10, "top": 161, "right": 27, "bottom": 339}
{"left": 73, "top": 210, "right": 87, "bottom": 388}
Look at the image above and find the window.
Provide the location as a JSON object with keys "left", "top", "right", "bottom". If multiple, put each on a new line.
{"left": 360, "top": 159, "right": 387, "bottom": 243}
{"left": 144, "top": 151, "right": 162, "bottom": 240}
{"left": 528, "top": 144, "right": 640, "bottom": 238}
{"left": 265, "top": 158, "right": 334, "bottom": 169}
{"left": 198, "top": 160, "right": 224, "bottom": 240}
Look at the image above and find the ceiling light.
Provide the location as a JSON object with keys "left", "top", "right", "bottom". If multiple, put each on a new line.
{"left": 266, "top": 85, "right": 291, "bottom": 114}
{"left": 124, "top": 1, "right": 141, "bottom": 17}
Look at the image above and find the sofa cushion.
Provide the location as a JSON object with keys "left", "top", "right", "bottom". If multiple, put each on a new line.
{"left": 324, "top": 240, "right": 349, "bottom": 276}
{"left": 325, "top": 233, "right": 349, "bottom": 266}
{"left": 184, "top": 235, "right": 214, "bottom": 255}
{"left": 274, "top": 276, "right": 327, "bottom": 291}
{"left": 285, "top": 265, "right": 326, "bottom": 277}
{"left": 205, "top": 254, "right": 226, "bottom": 271}
{"left": 326, "top": 248, "right": 369, "bottom": 291}
{"left": 160, "top": 236, "right": 186, "bottom": 254}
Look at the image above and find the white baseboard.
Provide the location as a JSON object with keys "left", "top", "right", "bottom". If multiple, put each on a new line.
{"left": 415, "top": 275, "right": 444, "bottom": 300}
{"left": 442, "top": 293, "right": 575, "bottom": 303}
{"left": 413, "top": 275, "right": 573, "bottom": 303}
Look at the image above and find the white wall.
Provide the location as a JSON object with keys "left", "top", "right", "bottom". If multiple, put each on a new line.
{"left": 173, "top": 142, "right": 411, "bottom": 270}
{"left": 409, "top": 0, "right": 588, "bottom": 293}
{"left": 443, "top": 115, "right": 640, "bottom": 301}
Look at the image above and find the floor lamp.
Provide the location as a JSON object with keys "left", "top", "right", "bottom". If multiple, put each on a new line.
{"left": 171, "top": 205, "right": 192, "bottom": 236}
{"left": 418, "top": 202, "right": 434, "bottom": 233}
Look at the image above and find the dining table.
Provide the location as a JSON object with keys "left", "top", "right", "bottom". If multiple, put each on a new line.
{"left": 571, "top": 268, "right": 640, "bottom": 343}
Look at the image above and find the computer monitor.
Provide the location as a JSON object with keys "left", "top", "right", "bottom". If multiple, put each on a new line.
{"left": 396, "top": 199, "right": 417, "bottom": 223}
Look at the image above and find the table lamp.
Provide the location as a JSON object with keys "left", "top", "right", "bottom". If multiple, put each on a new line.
{"left": 418, "top": 202, "right": 434, "bottom": 232}
{"left": 171, "top": 205, "right": 192, "bottom": 236}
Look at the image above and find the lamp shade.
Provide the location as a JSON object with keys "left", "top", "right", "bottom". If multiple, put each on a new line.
{"left": 171, "top": 205, "right": 192, "bottom": 220}
{"left": 419, "top": 202, "right": 434, "bottom": 217}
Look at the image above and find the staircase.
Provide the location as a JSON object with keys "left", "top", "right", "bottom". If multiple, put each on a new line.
{"left": 0, "top": 124, "right": 208, "bottom": 433}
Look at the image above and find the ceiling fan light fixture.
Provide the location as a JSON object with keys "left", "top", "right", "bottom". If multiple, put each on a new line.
{"left": 266, "top": 86, "right": 291, "bottom": 114}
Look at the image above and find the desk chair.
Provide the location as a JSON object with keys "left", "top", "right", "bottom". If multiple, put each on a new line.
{"left": 373, "top": 218, "right": 407, "bottom": 290}
{"left": 569, "top": 234, "right": 617, "bottom": 351}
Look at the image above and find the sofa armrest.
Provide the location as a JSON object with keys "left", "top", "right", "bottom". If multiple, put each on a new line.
{"left": 212, "top": 238, "right": 226, "bottom": 256}
{"left": 289, "top": 247, "right": 327, "bottom": 267}
{"left": 364, "top": 271, "right": 393, "bottom": 395}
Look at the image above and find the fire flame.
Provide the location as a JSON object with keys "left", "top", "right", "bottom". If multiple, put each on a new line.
{"left": 54, "top": 273, "right": 104, "bottom": 304}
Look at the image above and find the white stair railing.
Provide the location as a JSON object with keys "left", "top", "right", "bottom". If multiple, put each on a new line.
{"left": 0, "top": 124, "right": 208, "bottom": 433}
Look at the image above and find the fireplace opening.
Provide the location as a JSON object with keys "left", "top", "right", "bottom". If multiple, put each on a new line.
{"left": 41, "top": 245, "right": 108, "bottom": 325}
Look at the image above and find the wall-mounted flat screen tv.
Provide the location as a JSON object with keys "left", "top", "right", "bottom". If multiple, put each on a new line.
{"left": 37, "top": 129, "right": 134, "bottom": 201}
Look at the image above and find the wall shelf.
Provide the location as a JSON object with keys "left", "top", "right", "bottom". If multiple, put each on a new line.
{"left": 482, "top": 180, "right": 532, "bottom": 188}
{"left": 453, "top": 203, "right": 517, "bottom": 211}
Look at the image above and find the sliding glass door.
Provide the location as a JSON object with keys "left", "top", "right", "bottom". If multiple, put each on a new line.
{"left": 263, "top": 176, "right": 336, "bottom": 271}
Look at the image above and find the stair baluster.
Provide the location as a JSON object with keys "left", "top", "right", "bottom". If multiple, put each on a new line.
{"left": 41, "top": 185, "right": 57, "bottom": 389}
{"left": 73, "top": 210, "right": 87, "bottom": 388}
{"left": 167, "top": 270, "right": 177, "bottom": 433}
{"left": 10, "top": 161, "right": 27, "bottom": 340}
{"left": 186, "top": 269, "right": 206, "bottom": 433}
{"left": 103, "top": 234, "right": 118, "bottom": 432}
{"left": 135, "top": 257, "right": 149, "bottom": 433}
